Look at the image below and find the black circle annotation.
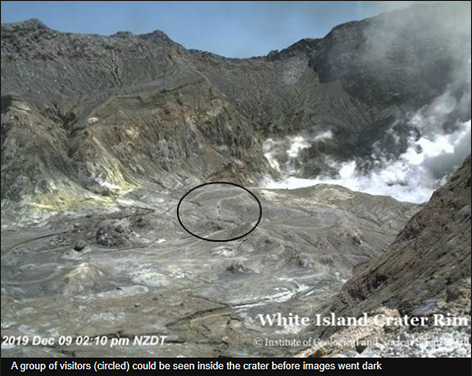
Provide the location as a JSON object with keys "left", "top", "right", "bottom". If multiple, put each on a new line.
{"left": 176, "top": 182, "right": 263, "bottom": 242}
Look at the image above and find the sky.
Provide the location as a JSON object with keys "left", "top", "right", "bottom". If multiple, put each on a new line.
{"left": 0, "top": 1, "right": 440, "bottom": 58}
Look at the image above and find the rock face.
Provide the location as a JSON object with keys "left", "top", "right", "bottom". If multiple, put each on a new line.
{"left": 330, "top": 156, "right": 471, "bottom": 317}
{"left": 294, "top": 156, "right": 471, "bottom": 358}
{"left": 1, "top": 2, "right": 471, "bottom": 218}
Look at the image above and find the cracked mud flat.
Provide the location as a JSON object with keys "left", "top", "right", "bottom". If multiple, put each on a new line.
{"left": 1, "top": 184, "right": 417, "bottom": 357}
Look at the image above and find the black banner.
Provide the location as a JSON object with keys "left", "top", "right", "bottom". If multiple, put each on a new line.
{"left": 1, "top": 358, "right": 471, "bottom": 375}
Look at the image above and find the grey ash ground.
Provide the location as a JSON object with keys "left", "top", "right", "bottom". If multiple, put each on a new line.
{"left": 2, "top": 185, "right": 416, "bottom": 357}
{"left": 177, "top": 183, "right": 262, "bottom": 241}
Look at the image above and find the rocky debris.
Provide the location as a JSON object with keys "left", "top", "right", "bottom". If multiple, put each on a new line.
{"left": 133, "top": 215, "right": 148, "bottom": 229}
{"left": 308, "top": 346, "right": 333, "bottom": 358}
{"left": 338, "top": 327, "right": 471, "bottom": 358}
{"left": 96, "top": 221, "right": 130, "bottom": 247}
{"left": 49, "top": 212, "right": 155, "bottom": 249}
{"left": 73, "top": 240, "right": 87, "bottom": 252}
{"left": 226, "top": 261, "right": 260, "bottom": 274}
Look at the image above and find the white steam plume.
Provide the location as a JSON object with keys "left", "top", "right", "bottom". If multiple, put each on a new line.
{"left": 264, "top": 90, "right": 471, "bottom": 203}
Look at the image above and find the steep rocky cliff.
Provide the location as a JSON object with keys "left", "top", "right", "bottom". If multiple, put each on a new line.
{"left": 292, "top": 155, "right": 471, "bottom": 358}
{"left": 330, "top": 155, "right": 471, "bottom": 317}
